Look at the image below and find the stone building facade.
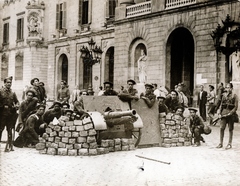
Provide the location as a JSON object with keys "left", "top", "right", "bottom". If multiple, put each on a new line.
{"left": 0, "top": 0, "right": 240, "bottom": 106}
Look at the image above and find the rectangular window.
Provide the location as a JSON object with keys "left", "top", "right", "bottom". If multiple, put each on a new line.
{"left": 15, "top": 54, "right": 23, "bottom": 80}
{"left": 109, "top": 0, "right": 116, "bottom": 18}
{"left": 17, "top": 18, "right": 24, "bottom": 40}
{"left": 1, "top": 54, "right": 9, "bottom": 81}
{"left": 56, "top": 2, "right": 66, "bottom": 29}
{"left": 3, "top": 23, "right": 9, "bottom": 44}
{"left": 82, "top": 0, "right": 89, "bottom": 25}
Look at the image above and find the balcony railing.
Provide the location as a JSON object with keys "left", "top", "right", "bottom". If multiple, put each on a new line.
{"left": 166, "top": 0, "right": 196, "bottom": 9}
{"left": 126, "top": 1, "right": 151, "bottom": 18}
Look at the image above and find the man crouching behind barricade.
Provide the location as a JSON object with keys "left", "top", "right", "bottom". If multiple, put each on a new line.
{"left": 139, "top": 83, "right": 156, "bottom": 108}
{"left": 188, "top": 107, "right": 205, "bottom": 147}
{"left": 14, "top": 104, "right": 46, "bottom": 148}
{"left": 0, "top": 76, "right": 20, "bottom": 152}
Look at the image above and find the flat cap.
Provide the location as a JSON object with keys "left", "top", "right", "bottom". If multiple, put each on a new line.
{"left": 127, "top": 79, "right": 136, "bottom": 85}
{"left": 103, "top": 81, "right": 113, "bottom": 86}
{"left": 188, "top": 107, "right": 198, "bottom": 112}
{"left": 52, "top": 101, "right": 62, "bottom": 107}
{"left": 145, "top": 83, "right": 154, "bottom": 89}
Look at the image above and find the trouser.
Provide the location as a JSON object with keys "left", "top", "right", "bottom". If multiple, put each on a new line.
{"left": 199, "top": 102, "right": 206, "bottom": 121}
{"left": 219, "top": 116, "right": 234, "bottom": 145}
{"left": 193, "top": 127, "right": 204, "bottom": 144}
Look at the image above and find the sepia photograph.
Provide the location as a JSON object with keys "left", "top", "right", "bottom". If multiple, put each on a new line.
{"left": 0, "top": 0, "right": 240, "bottom": 185}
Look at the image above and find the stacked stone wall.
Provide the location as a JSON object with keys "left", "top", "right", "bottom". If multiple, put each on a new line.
{"left": 159, "top": 113, "right": 192, "bottom": 148}
{"left": 36, "top": 116, "right": 135, "bottom": 156}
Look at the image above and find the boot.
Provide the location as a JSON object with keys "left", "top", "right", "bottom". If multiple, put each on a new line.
{"left": 216, "top": 129, "right": 224, "bottom": 148}
{"left": 225, "top": 131, "right": 233, "bottom": 150}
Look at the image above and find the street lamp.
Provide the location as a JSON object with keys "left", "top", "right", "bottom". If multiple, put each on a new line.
{"left": 80, "top": 38, "right": 103, "bottom": 95}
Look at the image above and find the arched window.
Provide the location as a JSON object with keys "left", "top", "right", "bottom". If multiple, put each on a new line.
{"left": 15, "top": 52, "right": 23, "bottom": 80}
{"left": 1, "top": 53, "right": 9, "bottom": 81}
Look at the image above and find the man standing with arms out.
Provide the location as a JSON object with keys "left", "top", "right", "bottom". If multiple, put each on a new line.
{"left": 57, "top": 80, "right": 70, "bottom": 103}
{"left": 207, "top": 85, "right": 216, "bottom": 125}
{"left": 16, "top": 89, "right": 38, "bottom": 133}
{"left": 216, "top": 83, "right": 238, "bottom": 149}
{"left": 0, "top": 76, "right": 19, "bottom": 151}
{"left": 188, "top": 107, "right": 205, "bottom": 147}
{"left": 197, "top": 85, "right": 207, "bottom": 122}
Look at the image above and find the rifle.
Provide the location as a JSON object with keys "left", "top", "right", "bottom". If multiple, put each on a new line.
{"left": 212, "top": 114, "right": 228, "bottom": 126}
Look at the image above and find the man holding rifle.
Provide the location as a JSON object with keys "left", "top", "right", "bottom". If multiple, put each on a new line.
{"left": 216, "top": 83, "right": 238, "bottom": 150}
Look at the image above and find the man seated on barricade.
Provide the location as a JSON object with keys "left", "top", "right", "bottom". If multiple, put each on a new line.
{"left": 29, "top": 78, "right": 46, "bottom": 104}
{"left": 73, "top": 91, "right": 89, "bottom": 119}
{"left": 16, "top": 89, "right": 38, "bottom": 133}
{"left": 165, "top": 90, "right": 181, "bottom": 113}
{"left": 102, "top": 81, "right": 118, "bottom": 96}
{"left": 157, "top": 95, "right": 168, "bottom": 115}
{"left": 61, "top": 102, "right": 70, "bottom": 116}
{"left": 64, "top": 109, "right": 74, "bottom": 121}
{"left": 57, "top": 80, "right": 70, "bottom": 103}
{"left": 14, "top": 104, "right": 46, "bottom": 148}
{"left": 175, "top": 106, "right": 185, "bottom": 118}
{"left": 140, "top": 83, "right": 156, "bottom": 108}
{"left": 188, "top": 107, "right": 205, "bottom": 147}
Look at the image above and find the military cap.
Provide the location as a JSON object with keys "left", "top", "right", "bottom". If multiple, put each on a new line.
{"left": 188, "top": 107, "right": 198, "bottom": 112}
{"left": 157, "top": 95, "right": 166, "bottom": 100}
{"left": 4, "top": 76, "right": 13, "bottom": 83}
{"left": 30, "top": 78, "right": 39, "bottom": 85}
{"left": 25, "top": 89, "right": 36, "bottom": 97}
{"left": 62, "top": 102, "right": 70, "bottom": 109}
{"left": 170, "top": 89, "right": 179, "bottom": 96}
{"left": 52, "top": 101, "right": 62, "bottom": 107}
{"left": 103, "top": 81, "right": 113, "bottom": 86}
{"left": 127, "top": 79, "right": 136, "bottom": 85}
{"left": 144, "top": 83, "right": 154, "bottom": 89}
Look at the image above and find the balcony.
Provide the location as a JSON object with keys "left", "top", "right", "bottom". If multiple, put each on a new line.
{"left": 165, "top": 0, "right": 196, "bottom": 9}
{"left": 126, "top": 1, "right": 151, "bottom": 18}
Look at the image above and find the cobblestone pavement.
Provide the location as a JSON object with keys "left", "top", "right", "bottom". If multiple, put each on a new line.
{"left": 1, "top": 123, "right": 240, "bottom": 186}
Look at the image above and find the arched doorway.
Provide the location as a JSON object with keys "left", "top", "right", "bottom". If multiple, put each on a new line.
{"left": 58, "top": 54, "right": 68, "bottom": 83}
{"left": 166, "top": 27, "right": 194, "bottom": 105}
{"left": 105, "top": 47, "right": 114, "bottom": 84}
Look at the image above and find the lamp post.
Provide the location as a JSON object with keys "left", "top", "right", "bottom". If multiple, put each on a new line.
{"left": 211, "top": 14, "right": 240, "bottom": 84}
{"left": 80, "top": 38, "right": 103, "bottom": 95}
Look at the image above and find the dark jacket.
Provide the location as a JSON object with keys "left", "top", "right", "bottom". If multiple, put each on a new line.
{"left": 197, "top": 90, "right": 207, "bottom": 105}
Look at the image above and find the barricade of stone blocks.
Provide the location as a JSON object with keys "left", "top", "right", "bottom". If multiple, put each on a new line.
{"left": 160, "top": 113, "right": 192, "bottom": 148}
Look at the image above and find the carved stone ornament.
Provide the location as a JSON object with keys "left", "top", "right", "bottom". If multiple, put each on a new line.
{"left": 27, "top": 12, "right": 41, "bottom": 36}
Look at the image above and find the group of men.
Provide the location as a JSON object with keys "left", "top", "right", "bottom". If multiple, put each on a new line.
{"left": 0, "top": 76, "right": 238, "bottom": 151}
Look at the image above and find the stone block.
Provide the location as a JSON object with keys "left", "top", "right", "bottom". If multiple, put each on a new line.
{"left": 64, "top": 132, "right": 72, "bottom": 138}
{"left": 78, "top": 149, "right": 89, "bottom": 156}
{"left": 54, "top": 126, "right": 61, "bottom": 132}
{"left": 62, "top": 137, "right": 69, "bottom": 143}
{"left": 164, "top": 138, "right": 172, "bottom": 144}
{"left": 88, "top": 149, "right": 98, "bottom": 156}
{"left": 50, "top": 131, "right": 57, "bottom": 137}
{"left": 42, "top": 133, "right": 49, "bottom": 140}
{"left": 59, "top": 120, "right": 66, "bottom": 127}
{"left": 171, "top": 138, "right": 178, "bottom": 143}
{"left": 121, "top": 145, "right": 129, "bottom": 151}
{"left": 162, "top": 143, "right": 171, "bottom": 148}
{"left": 68, "top": 149, "right": 78, "bottom": 156}
{"left": 83, "top": 123, "right": 94, "bottom": 130}
{"left": 69, "top": 138, "right": 76, "bottom": 144}
{"left": 77, "top": 137, "right": 87, "bottom": 143}
{"left": 96, "top": 148, "right": 105, "bottom": 155}
{"left": 76, "top": 126, "right": 84, "bottom": 131}
{"left": 184, "top": 141, "right": 191, "bottom": 146}
{"left": 104, "top": 148, "right": 109, "bottom": 154}
{"left": 45, "top": 128, "right": 52, "bottom": 134}
{"left": 58, "top": 142, "right": 66, "bottom": 148}
{"left": 165, "top": 120, "right": 171, "bottom": 125}
{"left": 177, "top": 142, "right": 184, "bottom": 146}
{"left": 159, "top": 112, "right": 166, "bottom": 118}
{"left": 108, "top": 140, "right": 115, "bottom": 147}
{"left": 88, "top": 129, "right": 97, "bottom": 136}
{"left": 175, "top": 120, "right": 181, "bottom": 125}
{"left": 159, "top": 124, "right": 165, "bottom": 129}
{"left": 62, "top": 126, "right": 69, "bottom": 132}
{"left": 171, "top": 143, "right": 177, "bottom": 147}
{"left": 55, "top": 137, "right": 61, "bottom": 143}
{"left": 114, "top": 138, "right": 121, "bottom": 145}
{"left": 162, "top": 132, "right": 169, "bottom": 138}
{"left": 178, "top": 133, "right": 184, "bottom": 137}
{"left": 129, "top": 144, "right": 135, "bottom": 150}
{"left": 173, "top": 115, "right": 183, "bottom": 121}
{"left": 108, "top": 147, "right": 115, "bottom": 152}
{"left": 51, "top": 143, "right": 58, "bottom": 148}
{"left": 172, "top": 134, "right": 179, "bottom": 138}
{"left": 170, "top": 120, "right": 176, "bottom": 125}
{"left": 47, "top": 148, "right": 57, "bottom": 155}
{"left": 72, "top": 132, "right": 79, "bottom": 138}
{"left": 128, "top": 138, "right": 134, "bottom": 145}
{"left": 80, "top": 131, "right": 88, "bottom": 137}
{"left": 48, "top": 123, "right": 55, "bottom": 129}
{"left": 89, "top": 142, "right": 98, "bottom": 149}
{"left": 46, "top": 142, "right": 51, "bottom": 148}
{"left": 74, "top": 144, "right": 82, "bottom": 149}
{"left": 58, "top": 148, "right": 68, "bottom": 156}
{"left": 66, "top": 121, "right": 74, "bottom": 126}
{"left": 166, "top": 114, "right": 173, "bottom": 120}
{"left": 48, "top": 137, "right": 54, "bottom": 142}
{"left": 66, "top": 144, "right": 73, "bottom": 150}
{"left": 69, "top": 126, "right": 76, "bottom": 131}
{"left": 82, "top": 117, "right": 92, "bottom": 125}
{"left": 87, "top": 136, "right": 96, "bottom": 143}
{"left": 121, "top": 138, "right": 129, "bottom": 146}
{"left": 36, "top": 143, "right": 45, "bottom": 150}
{"left": 74, "top": 120, "right": 83, "bottom": 126}
{"left": 181, "top": 121, "right": 186, "bottom": 125}
{"left": 115, "top": 145, "right": 121, "bottom": 151}
{"left": 179, "top": 137, "right": 185, "bottom": 142}
{"left": 59, "top": 131, "right": 65, "bottom": 137}
{"left": 39, "top": 138, "right": 46, "bottom": 143}
{"left": 82, "top": 143, "right": 89, "bottom": 148}
{"left": 176, "top": 125, "right": 181, "bottom": 129}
